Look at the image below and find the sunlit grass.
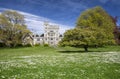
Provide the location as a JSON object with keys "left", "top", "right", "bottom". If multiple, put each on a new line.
{"left": 0, "top": 46, "right": 120, "bottom": 79}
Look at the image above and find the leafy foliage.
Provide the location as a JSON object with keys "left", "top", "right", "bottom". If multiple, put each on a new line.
{"left": 60, "top": 6, "right": 116, "bottom": 51}
{"left": 60, "top": 28, "right": 115, "bottom": 51}
{"left": 76, "top": 6, "right": 114, "bottom": 30}
{"left": 44, "top": 44, "right": 49, "bottom": 47}
{"left": 0, "top": 10, "right": 30, "bottom": 47}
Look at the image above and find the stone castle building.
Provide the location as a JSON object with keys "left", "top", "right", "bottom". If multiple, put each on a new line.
{"left": 32, "top": 22, "right": 63, "bottom": 46}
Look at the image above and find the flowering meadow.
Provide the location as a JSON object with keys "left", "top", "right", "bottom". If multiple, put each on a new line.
{"left": 0, "top": 46, "right": 120, "bottom": 79}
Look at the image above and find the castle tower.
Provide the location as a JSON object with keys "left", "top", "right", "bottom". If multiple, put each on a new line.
{"left": 44, "top": 22, "right": 60, "bottom": 46}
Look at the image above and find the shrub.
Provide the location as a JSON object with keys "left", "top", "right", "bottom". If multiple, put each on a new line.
{"left": 35, "top": 44, "right": 41, "bottom": 47}
{"left": 44, "top": 44, "right": 49, "bottom": 47}
{"left": 24, "top": 44, "right": 32, "bottom": 47}
{"left": 16, "top": 44, "right": 23, "bottom": 47}
{"left": 0, "top": 43, "right": 6, "bottom": 47}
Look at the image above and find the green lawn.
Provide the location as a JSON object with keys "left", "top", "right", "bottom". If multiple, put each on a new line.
{"left": 0, "top": 46, "right": 120, "bottom": 79}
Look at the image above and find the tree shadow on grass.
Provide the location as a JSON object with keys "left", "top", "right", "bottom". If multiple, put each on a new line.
{"left": 58, "top": 50, "right": 103, "bottom": 53}
{"left": 58, "top": 50, "right": 85, "bottom": 53}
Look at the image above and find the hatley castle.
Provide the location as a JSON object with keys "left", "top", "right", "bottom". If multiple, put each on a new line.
{"left": 23, "top": 22, "right": 63, "bottom": 46}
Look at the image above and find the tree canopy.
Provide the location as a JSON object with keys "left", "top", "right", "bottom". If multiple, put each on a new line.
{"left": 59, "top": 6, "right": 116, "bottom": 51}
{"left": 76, "top": 6, "right": 114, "bottom": 29}
{"left": 0, "top": 10, "right": 30, "bottom": 47}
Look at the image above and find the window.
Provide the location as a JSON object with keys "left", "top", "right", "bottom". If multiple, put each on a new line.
{"left": 51, "top": 42, "right": 53, "bottom": 44}
{"left": 50, "top": 31, "right": 53, "bottom": 32}
{"left": 50, "top": 34, "right": 53, "bottom": 36}
{"left": 37, "top": 38, "right": 40, "bottom": 41}
{"left": 51, "top": 38, "right": 53, "bottom": 40}
{"left": 36, "top": 35, "right": 39, "bottom": 37}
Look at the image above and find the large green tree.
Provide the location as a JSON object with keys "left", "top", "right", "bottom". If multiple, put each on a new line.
{"left": 59, "top": 6, "right": 115, "bottom": 51}
{"left": 76, "top": 6, "right": 115, "bottom": 36}
{"left": 59, "top": 28, "right": 112, "bottom": 51}
{"left": 0, "top": 10, "right": 30, "bottom": 47}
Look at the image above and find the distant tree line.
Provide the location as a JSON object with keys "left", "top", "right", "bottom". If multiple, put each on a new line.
{"left": 0, "top": 10, "right": 30, "bottom": 47}
{"left": 59, "top": 6, "right": 120, "bottom": 51}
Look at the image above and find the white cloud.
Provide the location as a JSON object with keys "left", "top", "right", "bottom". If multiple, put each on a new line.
{"left": 0, "top": 7, "right": 72, "bottom": 34}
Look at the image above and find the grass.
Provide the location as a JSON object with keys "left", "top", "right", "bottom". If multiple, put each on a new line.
{"left": 0, "top": 46, "right": 120, "bottom": 79}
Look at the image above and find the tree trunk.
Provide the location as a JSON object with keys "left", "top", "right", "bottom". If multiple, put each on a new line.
{"left": 84, "top": 45, "right": 88, "bottom": 52}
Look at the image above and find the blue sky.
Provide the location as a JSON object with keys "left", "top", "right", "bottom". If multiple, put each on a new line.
{"left": 0, "top": 0, "right": 120, "bottom": 33}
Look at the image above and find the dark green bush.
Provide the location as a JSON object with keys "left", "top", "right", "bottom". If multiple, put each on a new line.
{"left": 0, "top": 43, "right": 6, "bottom": 47}
{"left": 35, "top": 44, "right": 41, "bottom": 47}
{"left": 24, "top": 44, "right": 32, "bottom": 47}
{"left": 44, "top": 44, "right": 49, "bottom": 47}
{"left": 16, "top": 44, "right": 23, "bottom": 47}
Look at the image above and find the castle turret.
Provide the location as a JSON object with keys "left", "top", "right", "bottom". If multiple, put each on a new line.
{"left": 44, "top": 22, "right": 60, "bottom": 46}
